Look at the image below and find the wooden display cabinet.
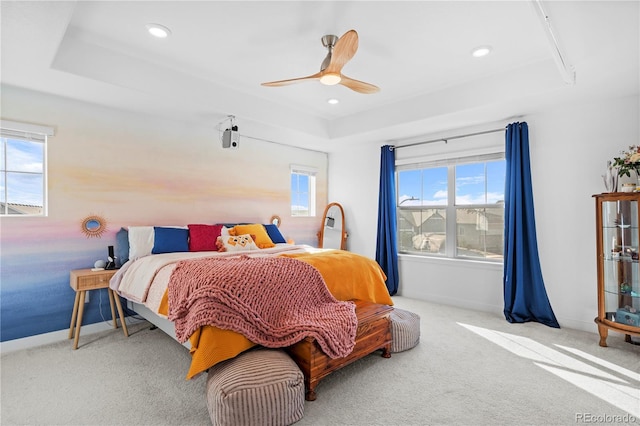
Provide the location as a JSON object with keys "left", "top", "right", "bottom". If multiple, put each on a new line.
{"left": 593, "top": 193, "right": 640, "bottom": 346}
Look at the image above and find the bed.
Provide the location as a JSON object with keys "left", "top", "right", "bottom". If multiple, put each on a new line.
{"left": 109, "top": 223, "right": 394, "bottom": 380}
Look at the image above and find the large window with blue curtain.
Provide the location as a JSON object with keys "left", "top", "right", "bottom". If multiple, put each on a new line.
{"left": 396, "top": 153, "right": 506, "bottom": 261}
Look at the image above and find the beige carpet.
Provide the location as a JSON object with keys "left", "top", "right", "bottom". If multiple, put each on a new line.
{"left": 1, "top": 296, "right": 638, "bottom": 425}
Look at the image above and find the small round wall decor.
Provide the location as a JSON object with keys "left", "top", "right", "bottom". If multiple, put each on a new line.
{"left": 81, "top": 214, "right": 107, "bottom": 238}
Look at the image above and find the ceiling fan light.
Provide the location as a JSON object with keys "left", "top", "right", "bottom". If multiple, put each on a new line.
{"left": 320, "top": 73, "right": 341, "bottom": 86}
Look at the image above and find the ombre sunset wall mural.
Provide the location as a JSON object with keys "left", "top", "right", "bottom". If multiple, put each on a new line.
{"left": 1, "top": 86, "right": 328, "bottom": 343}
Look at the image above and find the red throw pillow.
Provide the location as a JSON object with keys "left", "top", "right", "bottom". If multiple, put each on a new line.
{"left": 188, "top": 224, "right": 223, "bottom": 252}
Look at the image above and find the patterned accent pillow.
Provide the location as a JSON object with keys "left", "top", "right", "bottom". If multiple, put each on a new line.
{"left": 217, "top": 234, "right": 259, "bottom": 252}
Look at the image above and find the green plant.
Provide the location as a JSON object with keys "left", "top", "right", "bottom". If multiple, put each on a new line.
{"left": 613, "top": 145, "right": 640, "bottom": 177}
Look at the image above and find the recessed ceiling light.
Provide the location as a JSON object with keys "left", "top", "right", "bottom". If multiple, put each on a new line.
{"left": 145, "top": 23, "right": 171, "bottom": 39}
{"left": 471, "top": 46, "right": 492, "bottom": 58}
{"left": 327, "top": 98, "right": 339, "bottom": 105}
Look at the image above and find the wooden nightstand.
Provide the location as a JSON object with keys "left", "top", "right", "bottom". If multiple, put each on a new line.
{"left": 69, "top": 268, "right": 129, "bottom": 349}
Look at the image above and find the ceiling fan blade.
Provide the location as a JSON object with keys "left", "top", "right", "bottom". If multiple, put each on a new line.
{"left": 339, "top": 74, "right": 380, "bottom": 94}
{"left": 262, "top": 30, "right": 379, "bottom": 94}
{"left": 325, "top": 30, "right": 359, "bottom": 74}
{"left": 261, "top": 71, "right": 322, "bottom": 87}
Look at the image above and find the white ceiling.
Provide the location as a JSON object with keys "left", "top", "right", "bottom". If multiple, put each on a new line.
{"left": 1, "top": 1, "right": 638, "bottom": 152}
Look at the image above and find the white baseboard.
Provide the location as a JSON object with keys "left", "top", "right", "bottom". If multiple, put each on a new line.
{"left": 0, "top": 321, "right": 122, "bottom": 354}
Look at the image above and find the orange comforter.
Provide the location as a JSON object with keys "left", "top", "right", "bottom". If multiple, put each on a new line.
{"left": 159, "top": 249, "right": 393, "bottom": 379}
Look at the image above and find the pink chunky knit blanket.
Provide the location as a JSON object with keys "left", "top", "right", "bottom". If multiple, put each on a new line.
{"left": 167, "top": 255, "right": 357, "bottom": 358}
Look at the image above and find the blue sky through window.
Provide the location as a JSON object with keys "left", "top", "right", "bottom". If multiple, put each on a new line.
{"left": 290, "top": 172, "right": 309, "bottom": 212}
{"left": 1, "top": 138, "right": 44, "bottom": 206}
{"left": 398, "top": 160, "right": 505, "bottom": 206}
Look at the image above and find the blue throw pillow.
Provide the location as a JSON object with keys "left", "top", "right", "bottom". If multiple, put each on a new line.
{"left": 264, "top": 224, "right": 287, "bottom": 244}
{"left": 152, "top": 227, "right": 189, "bottom": 254}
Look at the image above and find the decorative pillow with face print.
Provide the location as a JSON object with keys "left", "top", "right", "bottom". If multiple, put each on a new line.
{"left": 217, "top": 234, "right": 259, "bottom": 252}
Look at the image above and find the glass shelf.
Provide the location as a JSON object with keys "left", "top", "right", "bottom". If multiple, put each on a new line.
{"left": 604, "top": 256, "right": 637, "bottom": 263}
{"left": 604, "top": 289, "right": 640, "bottom": 298}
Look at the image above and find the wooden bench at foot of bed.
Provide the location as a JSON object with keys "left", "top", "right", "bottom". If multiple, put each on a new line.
{"left": 285, "top": 300, "right": 392, "bottom": 401}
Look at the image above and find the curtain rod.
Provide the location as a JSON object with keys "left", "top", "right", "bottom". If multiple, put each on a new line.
{"left": 393, "top": 127, "right": 505, "bottom": 150}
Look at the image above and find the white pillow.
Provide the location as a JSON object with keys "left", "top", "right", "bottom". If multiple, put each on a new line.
{"left": 128, "top": 226, "right": 155, "bottom": 259}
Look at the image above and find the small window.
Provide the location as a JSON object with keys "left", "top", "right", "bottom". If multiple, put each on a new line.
{"left": 290, "top": 165, "right": 317, "bottom": 217}
{"left": 1, "top": 121, "right": 52, "bottom": 216}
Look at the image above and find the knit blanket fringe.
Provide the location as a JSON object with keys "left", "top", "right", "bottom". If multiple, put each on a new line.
{"left": 167, "top": 255, "right": 357, "bottom": 358}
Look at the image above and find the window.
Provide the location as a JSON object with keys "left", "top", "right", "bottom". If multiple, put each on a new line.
{"left": 290, "top": 165, "right": 317, "bottom": 217}
{"left": 397, "top": 153, "right": 505, "bottom": 261}
{"left": 1, "top": 120, "right": 52, "bottom": 216}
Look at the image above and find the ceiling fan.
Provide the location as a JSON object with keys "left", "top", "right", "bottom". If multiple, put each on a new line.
{"left": 261, "top": 29, "right": 380, "bottom": 94}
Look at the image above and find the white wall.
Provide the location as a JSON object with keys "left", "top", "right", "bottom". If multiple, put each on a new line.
{"left": 526, "top": 94, "right": 639, "bottom": 332}
{"left": 329, "top": 94, "right": 640, "bottom": 334}
{"left": 327, "top": 145, "right": 382, "bottom": 258}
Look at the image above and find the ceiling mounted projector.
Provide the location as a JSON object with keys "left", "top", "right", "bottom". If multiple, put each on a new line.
{"left": 222, "top": 126, "right": 239, "bottom": 149}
